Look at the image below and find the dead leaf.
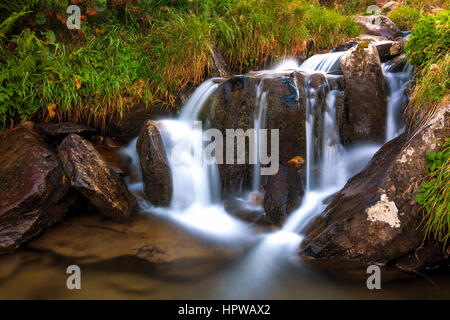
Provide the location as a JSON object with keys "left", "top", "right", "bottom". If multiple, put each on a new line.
{"left": 47, "top": 103, "right": 56, "bottom": 118}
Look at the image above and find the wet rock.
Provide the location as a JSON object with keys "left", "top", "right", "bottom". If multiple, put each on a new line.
{"left": 384, "top": 54, "right": 408, "bottom": 73}
{"left": 223, "top": 197, "right": 265, "bottom": 224}
{"left": 389, "top": 40, "right": 406, "bottom": 56}
{"left": 27, "top": 214, "right": 234, "bottom": 265}
{"left": 94, "top": 144, "right": 131, "bottom": 176}
{"left": 36, "top": 122, "right": 95, "bottom": 138}
{"left": 356, "top": 34, "right": 389, "bottom": 42}
{"left": 332, "top": 41, "right": 358, "bottom": 52}
{"left": 395, "top": 242, "right": 447, "bottom": 273}
{"left": 339, "top": 43, "right": 387, "bottom": 143}
{"left": 302, "top": 105, "right": 450, "bottom": 264}
{"left": 0, "top": 122, "right": 69, "bottom": 253}
{"left": 375, "top": 40, "right": 405, "bottom": 61}
{"left": 204, "top": 73, "right": 307, "bottom": 195}
{"left": 58, "top": 133, "right": 138, "bottom": 221}
{"left": 354, "top": 15, "right": 402, "bottom": 38}
{"left": 136, "top": 120, "right": 172, "bottom": 207}
{"left": 109, "top": 103, "right": 174, "bottom": 144}
{"left": 263, "top": 164, "right": 304, "bottom": 226}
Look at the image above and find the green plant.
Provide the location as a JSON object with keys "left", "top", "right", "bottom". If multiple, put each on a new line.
{"left": 0, "top": 29, "right": 57, "bottom": 125}
{"left": 405, "top": 10, "right": 449, "bottom": 121}
{"left": 407, "top": 54, "right": 449, "bottom": 121}
{"left": 389, "top": 6, "right": 421, "bottom": 30}
{"left": 0, "top": 0, "right": 363, "bottom": 131}
{"left": 402, "top": 0, "right": 450, "bottom": 12}
{"left": 405, "top": 10, "right": 449, "bottom": 67}
{"left": 416, "top": 138, "right": 450, "bottom": 249}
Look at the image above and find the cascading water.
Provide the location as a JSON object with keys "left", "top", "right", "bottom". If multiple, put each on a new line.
{"left": 124, "top": 78, "right": 255, "bottom": 242}
{"left": 121, "top": 47, "right": 413, "bottom": 297}
{"left": 383, "top": 62, "right": 413, "bottom": 141}
{"left": 282, "top": 72, "right": 351, "bottom": 233}
{"left": 252, "top": 81, "right": 268, "bottom": 194}
{"left": 299, "top": 51, "right": 346, "bottom": 73}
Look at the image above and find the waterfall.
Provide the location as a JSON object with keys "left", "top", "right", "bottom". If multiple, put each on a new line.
{"left": 252, "top": 81, "right": 268, "bottom": 193}
{"left": 123, "top": 48, "right": 409, "bottom": 244}
{"left": 282, "top": 74, "right": 350, "bottom": 233}
{"left": 179, "top": 78, "right": 222, "bottom": 122}
{"left": 281, "top": 54, "right": 377, "bottom": 233}
{"left": 382, "top": 62, "right": 413, "bottom": 141}
{"left": 134, "top": 77, "right": 253, "bottom": 241}
{"left": 299, "top": 51, "right": 346, "bottom": 73}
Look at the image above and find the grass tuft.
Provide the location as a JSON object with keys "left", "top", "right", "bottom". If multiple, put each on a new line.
{"left": 416, "top": 138, "right": 450, "bottom": 249}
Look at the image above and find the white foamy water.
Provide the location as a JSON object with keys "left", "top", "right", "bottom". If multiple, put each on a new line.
{"left": 122, "top": 44, "right": 410, "bottom": 264}
{"left": 299, "top": 51, "right": 346, "bottom": 73}
{"left": 383, "top": 62, "right": 413, "bottom": 141}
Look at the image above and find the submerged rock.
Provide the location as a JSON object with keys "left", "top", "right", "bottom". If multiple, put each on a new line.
{"left": 137, "top": 120, "right": 172, "bottom": 207}
{"left": 0, "top": 122, "right": 69, "bottom": 253}
{"left": 354, "top": 15, "right": 402, "bottom": 38}
{"left": 58, "top": 133, "right": 137, "bottom": 221}
{"left": 27, "top": 214, "right": 234, "bottom": 267}
{"left": 339, "top": 43, "right": 387, "bottom": 143}
{"left": 301, "top": 104, "right": 450, "bottom": 265}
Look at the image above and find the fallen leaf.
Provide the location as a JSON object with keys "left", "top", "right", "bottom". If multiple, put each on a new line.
{"left": 47, "top": 103, "right": 56, "bottom": 118}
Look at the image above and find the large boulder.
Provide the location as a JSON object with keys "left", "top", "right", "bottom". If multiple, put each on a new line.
{"left": 202, "top": 73, "right": 307, "bottom": 195}
{"left": 354, "top": 15, "right": 402, "bottom": 38}
{"left": 301, "top": 104, "right": 450, "bottom": 265}
{"left": 136, "top": 120, "right": 172, "bottom": 207}
{"left": 0, "top": 122, "right": 69, "bottom": 253}
{"left": 58, "top": 134, "right": 137, "bottom": 221}
{"left": 339, "top": 43, "right": 387, "bottom": 144}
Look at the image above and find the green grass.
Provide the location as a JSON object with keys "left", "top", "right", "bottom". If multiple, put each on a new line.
{"left": 389, "top": 6, "right": 421, "bottom": 30}
{"left": 405, "top": 10, "right": 449, "bottom": 122}
{"left": 416, "top": 138, "right": 450, "bottom": 249}
{"left": 0, "top": 0, "right": 362, "bottom": 130}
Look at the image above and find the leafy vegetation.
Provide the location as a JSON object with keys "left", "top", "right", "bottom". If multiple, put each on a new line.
{"left": 388, "top": 6, "right": 421, "bottom": 30}
{"left": 405, "top": 10, "right": 449, "bottom": 121}
{"left": 416, "top": 138, "right": 450, "bottom": 249}
{"left": 0, "top": 0, "right": 361, "bottom": 130}
{"left": 405, "top": 10, "right": 449, "bottom": 67}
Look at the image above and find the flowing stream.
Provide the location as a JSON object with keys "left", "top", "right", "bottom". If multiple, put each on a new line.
{"left": 120, "top": 49, "right": 416, "bottom": 297}
{"left": 1, "top": 47, "right": 443, "bottom": 300}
